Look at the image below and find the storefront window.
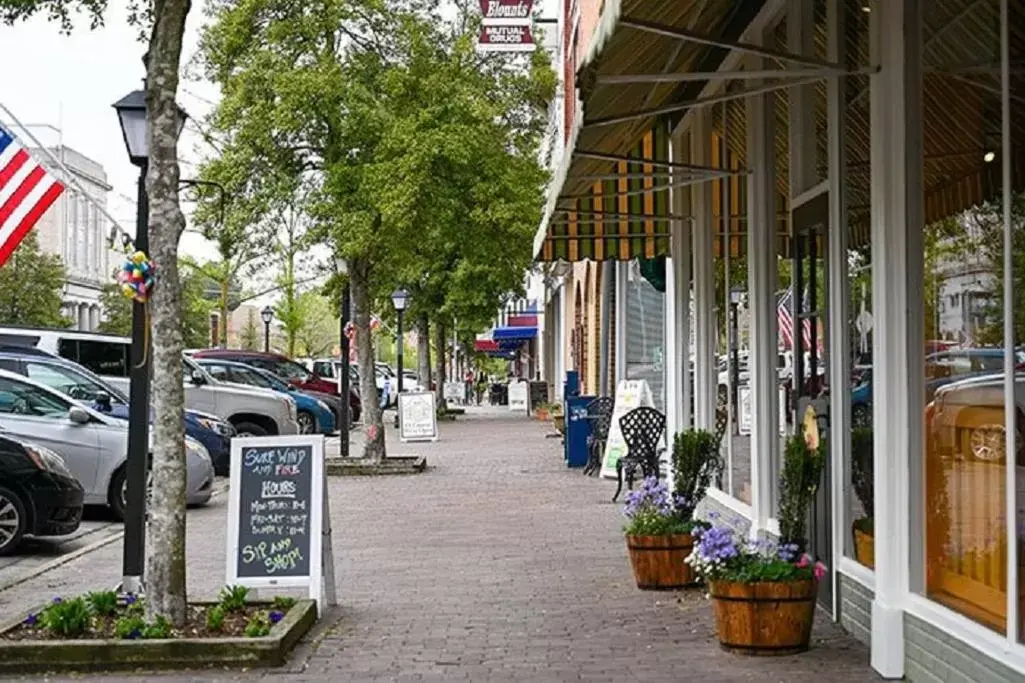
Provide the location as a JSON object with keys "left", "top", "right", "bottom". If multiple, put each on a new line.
{"left": 918, "top": 0, "right": 1018, "bottom": 634}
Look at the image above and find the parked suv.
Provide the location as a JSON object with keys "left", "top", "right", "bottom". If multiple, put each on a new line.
{"left": 0, "top": 328, "right": 299, "bottom": 441}
{"left": 193, "top": 349, "right": 362, "bottom": 420}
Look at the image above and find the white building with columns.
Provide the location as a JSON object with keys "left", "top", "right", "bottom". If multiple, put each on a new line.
{"left": 32, "top": 145, "right": 118, "bottom": 331}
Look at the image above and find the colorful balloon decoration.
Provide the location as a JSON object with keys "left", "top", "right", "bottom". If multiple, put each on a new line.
{"left": 117, "top": 250, "right": 156, "bottom": 303}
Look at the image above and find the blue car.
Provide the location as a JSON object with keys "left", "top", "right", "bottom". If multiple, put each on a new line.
{"left": 194, "top": 359, "right": 336, "bottom": 434}
{"left": 0, "top": 348, "right": 236, "bottom": 475}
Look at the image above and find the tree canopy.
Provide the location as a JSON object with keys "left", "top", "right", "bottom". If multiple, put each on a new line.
{"left": 0, "top": 232, "right": 70, "bottom": 327}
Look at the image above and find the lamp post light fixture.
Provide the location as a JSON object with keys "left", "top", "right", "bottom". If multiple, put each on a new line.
{"left": 111, "top": 87, "right": 187, "bottom": 596}
{"left": 391, "top": 289, "right": 409, "bottom": 428}
{"left": 336, "top": 257, "right": 351, "bottom": 457}
{"left": 260, "top": 306, "right": 274, "bottom": 353}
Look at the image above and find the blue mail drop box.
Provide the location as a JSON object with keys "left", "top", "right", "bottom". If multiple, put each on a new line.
{"left": 564, "top": 394, "right": 595, "bottom": 468}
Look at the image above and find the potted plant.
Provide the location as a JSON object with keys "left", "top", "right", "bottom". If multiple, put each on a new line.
{"left": 851, "top": 427, "right": 874, "bottom": 568}
{"left": 623, "top": 477, "right": 698, "bottom": 589}
{"left": 687, "top": 431, "right": 827, "bottom": 655}
{"left": 535, "top": 402, "right": 551, "bottom": 421}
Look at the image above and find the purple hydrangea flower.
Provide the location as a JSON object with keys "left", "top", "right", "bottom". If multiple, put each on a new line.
{"left": 24, "top": 613, "right": 37, "bottom": 626}
{"left": 124, "top": 594, "right": 138, "bottom": 606}
{"left": 127, "top": 629, "right": 142, "bottom": 640}
{"left": 269, "top": 610, "right": 285, "bottom": 625}
{"left": 52, "top": 597, "right": 62, "bottom": 604}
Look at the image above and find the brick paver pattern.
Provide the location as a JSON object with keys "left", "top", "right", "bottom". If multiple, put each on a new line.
{"left": 0, "top": 407, "right": 880, "bottom": 682}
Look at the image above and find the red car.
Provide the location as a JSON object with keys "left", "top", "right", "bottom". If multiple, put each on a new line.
{"left": 190, "top": 350, "right": 361, "bottom": 422}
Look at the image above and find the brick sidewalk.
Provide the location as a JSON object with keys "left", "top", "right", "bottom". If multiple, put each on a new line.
{"left": 1, "top": 408, "right": 879, "bottom": 682}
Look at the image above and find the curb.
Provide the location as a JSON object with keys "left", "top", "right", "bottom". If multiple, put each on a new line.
{"left": 0, "top": 478, "right": 231, "bottom": 595}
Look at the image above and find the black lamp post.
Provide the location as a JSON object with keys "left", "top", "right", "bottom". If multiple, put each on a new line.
{"left": 260, "top": 306, "right": 273, "bottom": 353}
{"left": 391, "top": 289, "right": 409, "bottom": 396}
{"left": 336, "top": 257, "right": 350, "bottom": 456}
{"left": 729, "top": 285, "right": 744, "bottom": 436}
{"left": 112, "top": 88, "right": 186, "bottom": 594}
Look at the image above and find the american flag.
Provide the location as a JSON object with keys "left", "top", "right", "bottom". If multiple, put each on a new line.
{"left": 0, "top": 125, "right": 65, "bottom": 267}
{"left": 777, "top": 285, "right": 812, "bottom": 351}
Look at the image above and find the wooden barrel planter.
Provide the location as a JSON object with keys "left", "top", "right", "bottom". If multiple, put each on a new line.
{"left": 708, "top": 579, "right": 818, "bottom": 655}
{"left": 625, "top": 534, "right": 697, "bottom": 590}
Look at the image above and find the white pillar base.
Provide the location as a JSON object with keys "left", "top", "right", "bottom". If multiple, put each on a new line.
{"left": 870, "top": 600, "right": 905, "bottom": 678}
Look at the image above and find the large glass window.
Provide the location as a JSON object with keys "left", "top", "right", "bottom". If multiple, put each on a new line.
{"left": 918, "top": 0, "right": 1021, "bottom": 636}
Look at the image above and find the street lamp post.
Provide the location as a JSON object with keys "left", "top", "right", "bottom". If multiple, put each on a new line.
{"left": 336, "top": 258, "right": 350, "bottom": 457}
{"left": 391, "top": 289, "right": 409, "bottom": 428}
{"left": 112, "top": 88, "right": 186, "bottom": 594}
{"left": 260, "top": 306, "right": 273, "bottom": 353}
{"left": 729, "top": 285, "right": 744, "bottom": 436}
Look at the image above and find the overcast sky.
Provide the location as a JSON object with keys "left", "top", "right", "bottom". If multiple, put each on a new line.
{"left": 0, "top": 0, "right": 558, "bottom": 292}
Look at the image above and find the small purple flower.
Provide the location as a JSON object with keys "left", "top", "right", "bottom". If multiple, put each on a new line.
{"left": 23, "top": 613, "right": 37, "bottom": 626}
{"left": 269, "top": 610, "right": 285, "bottom": 625}
{"left": 51, "top": 597, "right": 62, "bottom": 604}
{"left": 124, "top": 594, "right": 138, "bottom": 606}
{"left": 127, "top": 628, "right": 142, "bottom": 640}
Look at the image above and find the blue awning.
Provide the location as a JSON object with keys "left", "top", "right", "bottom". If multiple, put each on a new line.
{"left": 492, "top": 326, "right": 537, "bottom": 341}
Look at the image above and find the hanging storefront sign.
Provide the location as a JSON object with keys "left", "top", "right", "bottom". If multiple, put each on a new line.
{"left": 478, "top": 0, "right": 532, "bottom": 21}
{"left": 477, "top": 24, "right": 536, "bottom": 52}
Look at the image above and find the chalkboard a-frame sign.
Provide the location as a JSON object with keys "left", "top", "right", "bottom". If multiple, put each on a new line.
{"left": 226, "top": 434, "right": 336, "bottom": 612}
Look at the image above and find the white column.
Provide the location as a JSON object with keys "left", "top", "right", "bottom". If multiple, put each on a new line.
{"left": 826, "top": 0, "right": 850, "bottom": 623}
{"left": 664, "top": 129, "right": 689, "bottom": 440}
{"left": 787, "top": 0, "right": 817, "bottom": 197}
{"left": 692, "top": 109, "right": 716, "bottom": 432}
{"left": 746, "top": 32, "right": 779, "bottom": 539}
{"left": 615, "top": 262, "right": 628, "bottom": 384}
{"left": 869, "top": 0, "right": 922, "bottom": 677}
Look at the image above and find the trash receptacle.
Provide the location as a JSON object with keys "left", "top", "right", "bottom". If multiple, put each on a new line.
{"left": 565, "top": 394, "right": 595, "bottom": 468}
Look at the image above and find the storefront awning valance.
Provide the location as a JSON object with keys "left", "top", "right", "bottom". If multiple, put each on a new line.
{"left": 531, "top": 0, "right": 764, "bottom": 265}
{"left": 492, "top": 326, "right": 537, "bottom": 342}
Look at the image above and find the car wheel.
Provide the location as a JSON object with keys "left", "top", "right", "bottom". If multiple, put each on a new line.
{"left": 109, "top": 469, "right": 152, "bottom": 522}
{"left": 234, "top": 422, "right": 269, "bottom": 438}
{"left": 962, "top": 424, "right": 1006, "bottom": 463}
{"left": 297, "top": 410, "right": 316, "bottom": 434}
{"left": 0, "top": 486, "right": 26, "bottom": 556}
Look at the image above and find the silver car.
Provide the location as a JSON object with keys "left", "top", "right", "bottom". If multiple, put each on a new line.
{"left": 0, "top": 369, "right": 214, "bottom": 519}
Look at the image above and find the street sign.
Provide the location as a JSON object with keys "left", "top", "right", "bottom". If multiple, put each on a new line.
{"left": 508, "top": 380, "right": 529, "bottom": 412}
{"left": 477, "top": 24, "right": 536, "bottom": 52}
{"left": 600, "top": 379, "right": 655, "bottom": 479}
{"left": 478, "top": 0, "right": 533, "bottom": 21}
{"left": 226, "top": 434, "right": 336, "bottom": 614}
{"left": 398, "top": 391, "right": 439, "bottom": 442}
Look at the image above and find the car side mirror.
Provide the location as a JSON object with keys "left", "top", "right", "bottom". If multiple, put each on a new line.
{"left": 94, "top": 391, "right": 112, "bottom": 411}
{"left": 68, "top": 406, "right": 91, "bottom": 425}
{"left": 191, "top": 370, "right": 206, "bottom": 385}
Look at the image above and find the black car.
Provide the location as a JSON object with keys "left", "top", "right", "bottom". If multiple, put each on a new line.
{"left": 0, "top": 433, "right": 84, "bottom": 555}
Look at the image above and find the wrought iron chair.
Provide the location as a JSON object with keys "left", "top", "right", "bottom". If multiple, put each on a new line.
{"left": 613, "top": 407, "right": 666, "bottom": 502}
{"left": 583, "top": 397, "right": 615, "bottom": 476}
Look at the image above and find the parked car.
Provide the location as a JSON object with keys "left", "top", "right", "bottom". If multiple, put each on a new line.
{"left": 311, "top": 358, "right": 399, "bottom": 405}
{"left": 0, "top": 432, "right": 84, "bottom": 555}
{"left": 929, "top": 370, "right": 1025, "bottom": 463}
{"left": 191, "top": 349, "right": 362, "bottom": 418}
{"left": 0, "top": 328, "right": 301, "bottom": 440}
{"left": 194, "top": 359, "right": 336, "bottom": 434}
{"left": 0, "top": 369, "right": 215, "bottom": 520}
{"left": 0, "top": 347, "right": 236, "bottom": 476}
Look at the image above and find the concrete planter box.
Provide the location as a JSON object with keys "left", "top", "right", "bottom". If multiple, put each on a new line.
{"left": 326, "top": 455, "right": 427, "bottom": 476}
{"left": 0, "top": 599, "right": 316, "bottom": 674}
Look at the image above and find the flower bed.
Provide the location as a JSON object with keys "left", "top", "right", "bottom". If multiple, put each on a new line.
{"left": 0, "top": 586, "right": 317, "bottom": 674}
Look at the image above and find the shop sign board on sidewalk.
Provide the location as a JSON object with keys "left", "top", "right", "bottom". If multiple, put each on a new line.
{"left": 508, "top": 381, "right": 529, "bottom": 413}
{"left": 599, "top": 379, "right": 654, "bottom": 479}
{"left": 398, "top": 391, "right": 439, "bottom": 442}
{"left": 444, "top": 381, "right": 466, "bottom": 404}
{"left": 226, "top": 434, "right": 336, "bottom": 614}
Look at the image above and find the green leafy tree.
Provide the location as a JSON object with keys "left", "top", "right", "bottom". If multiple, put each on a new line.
{"left": 0, "top": 232, "right": 70, "bottom": 327}
{"left": 292, "top": 292, "right": 338, "bottom": 358}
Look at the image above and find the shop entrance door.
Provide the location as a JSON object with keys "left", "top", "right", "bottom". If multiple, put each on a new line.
{"left": 791, "top": 189, "right": 833, "bottom": 612}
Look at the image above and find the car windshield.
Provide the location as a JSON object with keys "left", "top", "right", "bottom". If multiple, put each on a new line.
{"left": 25, "top": 361, "right": 126, "bottom": 405}
{"left": 183, "top": 356, "right": 215, "bottom": 384}
{"left": 259, "top": 358, "right": 311, "bottom": 381}
{"left": 246, "top": 367, "right": 288, "bottom": 391}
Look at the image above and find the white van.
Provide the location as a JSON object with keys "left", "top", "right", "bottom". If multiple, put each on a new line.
{"left": 0, "top": 328, "right": 298, "bottom": 437}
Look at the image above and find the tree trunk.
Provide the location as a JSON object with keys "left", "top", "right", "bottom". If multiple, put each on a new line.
{"left": 416, "top": 313, "right": 430, "bottom": 392}
{"left": 433, "top": 320, "right": 446, "bottom": 408}
{"left": 143, "top": 0, "right": 192, "bottom": 627}
{"left": 350, "top": 258, "right": 385, "bottom": 462}
{"left": 283, "top": 249, "right": 296, "bottom": 357}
